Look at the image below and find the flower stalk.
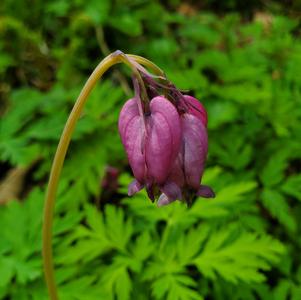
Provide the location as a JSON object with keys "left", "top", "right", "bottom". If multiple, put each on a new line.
{"left": 42, "top": 51, "right": 164, "bottom": 300}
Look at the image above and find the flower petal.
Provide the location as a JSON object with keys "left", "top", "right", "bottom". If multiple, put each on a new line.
{"left": 145, "top": 96, "right": 181, "bottom": 184}
{"left": 128, "top": 179, "right": 144, "bottom": 196}
{"left": 118, "top": 99, "right": 146, "bottom": 182}
{"left": 160, "top": 181, "right": 182, "bottom": 201}
{"left": 157, "top": 193, "right": 176, "bottom": 207}
{"left": 182, "top": 114, "right": 208, "bottom": 190}
{"left": 118, "top": 98, "right": 140, "bottom": 143}
{"left": 184, "top": 95, "right": 208, "bottom": 127}
{"left": 150, "top": 96, "right": 182, "bottom": 158}
{"left": 197, "top": 185, "right": 215, "bottom": 198}
{"left": 168, "top": 152, "right": 185, "bottom": 188}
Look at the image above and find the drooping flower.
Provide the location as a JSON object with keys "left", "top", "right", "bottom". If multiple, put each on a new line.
{"left": 118, "top": 57, "right": 214, "bottom": 206}
{"left": 157, "top": 95, "right": 215, "bottom": 206}
{"left": 118, "top": 95, "right": 182, "bottom": 200}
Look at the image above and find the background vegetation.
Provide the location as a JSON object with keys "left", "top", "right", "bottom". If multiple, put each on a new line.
{"left": 1, "top": 0, "right": 301, "bottom": 299}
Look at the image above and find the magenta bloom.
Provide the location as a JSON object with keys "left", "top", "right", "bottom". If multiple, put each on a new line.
{"left": 157, "top": 95, "right": 215, "bottom": 206}
{"left": 118, "top": 96, "right": 182, "bottom": 200}
{"left": 118, "top": 58, "right": 214, "bottom": 206}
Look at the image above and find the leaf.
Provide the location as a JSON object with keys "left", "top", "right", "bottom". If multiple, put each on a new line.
{"left": 167, "top": 68, "right": 207, "bottom": 90}
{"left": 142, "top": 254, "right": 183, "bottom": 282}
{"left": 0, "top": 88, "right": 42, "bottom": 138}
{"left": 176, "top": 224, "right": 210, "bottom": 266}
{"left": 0, "top": 137, "right": 40, "bottom": 165}
{"left": 105, "top": 205, "right": 133, "bottom": 251}
{"left": 292, "top": 285, "right": 301, "bottom": 300}
{"left": 151, "top": 274, "right": 203, "bottom": 300}
{"left": 100, "top": 259, "right": 132, "bottom": 300}
{"left": 114, "top": 267, "right": 132, "bottom": 300}
{"left": 260, "top": 151, "right": 289, "bottom": 187}
{"left": 56, "top": 204, "right": 134, "bottom": 265}
{"left": 14, "top": 259, "right": 41, "bottom": 284}
{"left": 60, "top": 137, "right": 107, "bottom": 206}
{"left": 131, "top": 232, "right": 155, "bottom": 262}
{"left": 0, "top": 188, "right": 44, "bottom": 285}
{"left": 211, "top": 128, "right": 253, "bottom": 170}
{"left": 109, "top": 12, "right": 142, "bottom": 36}
{"left": 261, "top": 189, "right": 296, "bottom": 232}
{"left": 207, "top": 101, "right": 238, "bottom": 129}
{"left": 56, "top": 205, "right": 110, "bottom": 264}
{"left": 194, "top": 227, "right": 285, "bottom": 284}
{"left": 84, "top": 0, "right": 111, "bottom": 24}
{"left": 191, "top": 181, "right": 257, "bottom": 219}
{"left": 0, "top": 257, "right": 14, "bottom": 287}
{"left": 60, "top": 275, "right": 109, "bottom": 300}
{"left": 281, "top": 174, "right": 301, "bottom": 201}
{"left": 273, "top": 279, "right": 292, "bottom": 300}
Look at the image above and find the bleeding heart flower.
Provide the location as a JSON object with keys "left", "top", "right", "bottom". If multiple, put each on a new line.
{"left": 118, "top": 95, "right": 182, "bottom": 200}
{"left": 118, "top": 57, "right": 214, "bottom": 206}
{"left": 157, "top": 95, "right": 215, "bottom": 206}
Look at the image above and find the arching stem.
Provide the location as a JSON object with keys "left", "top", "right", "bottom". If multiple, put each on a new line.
{"left": 42, "top": 51, "right": 163, "bottom": 300}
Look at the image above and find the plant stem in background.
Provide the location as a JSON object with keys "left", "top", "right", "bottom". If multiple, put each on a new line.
{"left": 95, "top": 26, "right": 132, "bottom": 96}
{"left": 42, "top": 51, "right": 164, "bottom": 300}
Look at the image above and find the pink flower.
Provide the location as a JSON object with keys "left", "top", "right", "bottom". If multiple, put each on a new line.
{"left": 157, "top": 96, "right": 215, "bottom": 206}
{"left": 118, "top": 60, "right": 214, "bottom": 206}
{"left": 118, "top": 96, "right": 182, "bottom": 200}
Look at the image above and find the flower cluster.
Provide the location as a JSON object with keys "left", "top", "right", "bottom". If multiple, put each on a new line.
{"left": 118, "top": 63, "right": 214, "bottom": 206}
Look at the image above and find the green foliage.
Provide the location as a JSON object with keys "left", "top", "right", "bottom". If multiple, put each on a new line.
{"left": 194, "top": 228, "right": 284, "bottom": 283}
{"left": 1, "top": 1, "right": 301, "bottom": 299}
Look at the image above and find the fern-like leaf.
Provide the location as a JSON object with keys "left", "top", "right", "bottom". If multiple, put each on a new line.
{"left": 194, "top": 227, "right": 285, "bottom": 284}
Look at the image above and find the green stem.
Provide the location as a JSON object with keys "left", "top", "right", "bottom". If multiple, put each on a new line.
{"left": 42, "top": 51, "right": 163, "bottom": 299}
{"left": 118, "top": 52, "right": 151, "bottom": 105}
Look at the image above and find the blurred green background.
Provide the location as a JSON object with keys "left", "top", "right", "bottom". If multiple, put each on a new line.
{"left": 1, "top": 0, "right": 301, "bottom": 299}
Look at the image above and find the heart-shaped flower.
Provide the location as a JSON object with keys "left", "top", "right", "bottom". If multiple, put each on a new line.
{"left": 158, "top": 95, "right": 215, "bottom": 206}
{"left": 118, "top": 95, "right": 181, "bottom": 200}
